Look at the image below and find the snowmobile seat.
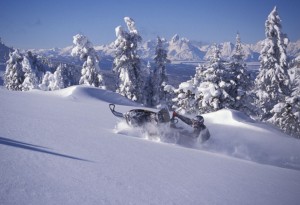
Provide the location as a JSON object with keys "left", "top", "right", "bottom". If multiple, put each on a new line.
{"left": 124, "top": 109, "right": 157, "bottom": 127}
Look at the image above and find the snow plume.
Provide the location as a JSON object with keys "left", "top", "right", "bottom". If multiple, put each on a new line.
{"left": 113, "top": 107, "right": 300, "bottom": 168}
{"left": 114, "top": 119, "right": 204, "bottom": 148}
{"left": 114, "top": 121, "right": 161, "bottom": 143}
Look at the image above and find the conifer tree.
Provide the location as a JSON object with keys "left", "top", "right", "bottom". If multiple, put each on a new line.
{"left": 268, "top": 61, "right": 300, "bottom": 138}
{"left": 172, "top": 44, "right": 236, "bottom": 114}
{"left": 21, "top": 52, "right": 38, "bottom": 91}
{"left": 195, "top": 44, "right": 234, "bottom": 113}
{"left": 71, "top": 34, "right": 105, "bottom": 88}
{"left": 113, "top": 17, "right": 144, "bottom": 102}
{"left": 172, "top": 79, "right": 197, "bottom": 114}
{"left": 55, "top": 63, "right": 81, "bottom": 88}
{"left": 39, "top": 70, "right": 64, "bottom": 91}
{"left": 4, "top": 50, "right": 25, "bottom": 91}
{"left": 229, "top": 33, "right": 254, "bottom": 115}
{"left": 254, "top": 6, "right": 290, "bottom": 119}
{"left": 151, "top": 37, "right": 170, "bottom": 106}
{"left": 143, "top": 61, "right": 153, "bottom": 106}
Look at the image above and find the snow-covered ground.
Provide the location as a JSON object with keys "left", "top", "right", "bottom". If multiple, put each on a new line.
{"left": 1, "top": 86, "right": 300, "bottom": 205}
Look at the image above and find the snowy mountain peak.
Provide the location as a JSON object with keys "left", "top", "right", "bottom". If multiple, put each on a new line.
{"left": 0, "top": 40, "right": 14, "bottom": 63}
{"left": 171, "top": 34, "right": 180, "bottom": 43}
{"left": 11, "top": 37, "right": 300, "bottom": 64}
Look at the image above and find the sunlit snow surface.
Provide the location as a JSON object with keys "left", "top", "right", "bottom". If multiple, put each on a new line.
{"left": 1, "top": 85, "right": 300, "bottom": 205}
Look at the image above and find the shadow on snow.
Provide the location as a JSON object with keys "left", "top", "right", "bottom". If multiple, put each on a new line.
{"left": 0, "top": 137, "right": 92, "bottom": 162}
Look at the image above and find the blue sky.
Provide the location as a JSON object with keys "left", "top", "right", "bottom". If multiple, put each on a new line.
{"left": 0, "top": 0, "right": 299, "bottom": 49}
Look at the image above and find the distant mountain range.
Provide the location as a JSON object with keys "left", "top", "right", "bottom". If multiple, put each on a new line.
{"left": 0, "top": 38, "right": 13, "bottom": 64}
{"left": 1, "top": 34, "right": 300, "bottom": 65}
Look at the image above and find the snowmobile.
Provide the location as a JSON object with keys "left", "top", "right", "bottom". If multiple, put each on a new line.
{"left": 109, "top": 104, "right": 210, "bottom": 143}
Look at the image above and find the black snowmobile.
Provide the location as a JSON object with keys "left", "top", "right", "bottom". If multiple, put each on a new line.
{"left": 109, "top": 104, "right": 210, "bottom": 143}
{"left": 109, "top": 104, "right": 171, "bottom": 126}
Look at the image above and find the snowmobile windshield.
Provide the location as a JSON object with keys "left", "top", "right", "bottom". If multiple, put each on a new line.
{"left": 157, "top": 108, "right": 170, "bottom": 123}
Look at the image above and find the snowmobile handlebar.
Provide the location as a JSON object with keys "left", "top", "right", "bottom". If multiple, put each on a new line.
{"left": 109, "top": 104, "right": 116, "bottom": 112}
{"left": 109, "top": 104, "right": 125, "bottom": 118}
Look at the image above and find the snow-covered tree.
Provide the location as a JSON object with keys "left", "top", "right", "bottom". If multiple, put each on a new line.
{"left": 143, "top": 61, "right": 153, "bottom": 106}
{"left": 39, "top": 70, "right": 64, "bottom": 91}
{"left": 269, "top": 64, "right": 300, "bottom": 138}
{"left": 291, "top": 64, "right": 300, "bottom": 100}
{"left": 4, "top": 50, "right": 49, "bottom": 91}
{"left": 172, "top": 79, "right": 197, "bottom": 114}
{"left": 113, "top": 17, "right": 144, "bottom": 102}
{"left": 150, "top": 37, "right": 170, "bottom": 106}
{"left": 268, "top": 101, "right": 300, "bottom": 138}
{"left": 25, "top": 51, "right": 47, "bottom": 84}
{"left": 228, "top": 33, "right": 254, "bottom": 115}
{"left": 254, "top": 6, "right": 290, "bottom": 119}
{"left": 163, "top": 84, "right": 176, "bottom": 110}
{"left": 194, "top": 44, "right": 235, "bottom": 113}
{"left": 71, "top": 34, "right": 105, "bottom": 88}
{"left": 172, "top": 44, "right": 236, "bottom": 114}
{"left": 4, "top": 49, "right": 25, "bottom": 91}
{"left": 55, "top": 63, "right": 81, "bottom": 88}
{"left": 21, "top": 52, "right": 38, "bottom": 91}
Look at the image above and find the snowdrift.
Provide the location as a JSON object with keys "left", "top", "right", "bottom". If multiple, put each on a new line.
{"left": 203, "top": 109, "right": 300, "bottom": 170}
{"left": 1, "top": 86, "right": 300, "bottom": 205}
{"left": 48, "top": 85, "right": 138, "bottom": 106}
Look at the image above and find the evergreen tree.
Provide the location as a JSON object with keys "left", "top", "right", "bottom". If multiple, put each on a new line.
{"left": 151, "top": 37, "right": 170, "bottom": 106}
{"left": 268, "top": 62, "right": 300, "bottom": 138}
{"left": 229, "top": 33, "right": 254, "bottom": 115}
{"left": 172, "top": 79, "right": 197, "bottom": 114}
{"left": 163, "top": 84, "right": 176, "bottom": 110}
{"left": 21, "top": 52, "right": 38, "bottom": 91}
{"left": 4, "top": 49, "right": 25, "bottom": 91}
{"left": 113, "top": 17, "right": 144, "bottom": 102}
{"left": 254, "top": 6, "right": 290, "bottom": 120}
{"left": 291, "top": 66, "right": 300, "bottom": 127}
{"left": 55, "top": 63, "right": 81, "bottom": 88}
{"left": 39, "top": 70, "right": 64, "bottom": 91}
{"left": 39, "top": 71, "right": 52, "bottom": 91}
{"left": 194, "top": 44, "right": 235, "bottom": 113}
{"left": 24, "top": 51, "right": 46, "bottom": 84}
{"left": 172, "top": 44, "right": 236, "bottom": 114}
{"left": 143, "top": 61, "right": 153, "bottom": 106}
{"left": 71, "top": 34, "right": 105, "bottom": 88}
{"left": 268, "top": 102, "right": 300, "bottom": 138}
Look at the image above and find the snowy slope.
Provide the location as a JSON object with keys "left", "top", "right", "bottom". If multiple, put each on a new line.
{"left": 1, "top": 86, "right": 300, "bottom": 205}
